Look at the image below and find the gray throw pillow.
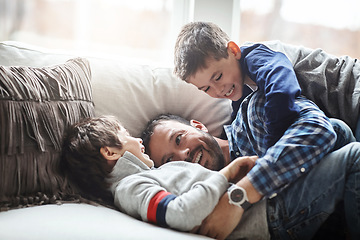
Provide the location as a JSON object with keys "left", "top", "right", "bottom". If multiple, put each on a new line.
{"left": 0, "top": 58, "right": 94, "bottom": 211}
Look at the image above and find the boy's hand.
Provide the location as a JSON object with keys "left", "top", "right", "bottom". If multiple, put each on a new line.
{"left": 191, "top": 193, "right": 243, "bottom": 240}
{"left": 219, "top": 156, "right": 257, "bottom": 183}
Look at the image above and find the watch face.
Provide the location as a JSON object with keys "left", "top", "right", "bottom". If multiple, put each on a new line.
{"left": 230, "top": 188, "right": 244, "bottom": 202}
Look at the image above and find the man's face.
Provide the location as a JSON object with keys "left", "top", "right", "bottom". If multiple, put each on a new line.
{"left": 147, "top": 120, "right": 225, "bottom": 170}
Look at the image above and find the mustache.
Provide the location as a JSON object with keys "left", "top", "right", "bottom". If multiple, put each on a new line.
{"left": 198, "top": 130, "right": 226, "bottom": 170}
{"left": 187, "top": 146, "right": 201, "bottom": 162}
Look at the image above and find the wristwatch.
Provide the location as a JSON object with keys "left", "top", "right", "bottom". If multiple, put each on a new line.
{"left": 228, "top": 184, "right": 252, "bottom": 210}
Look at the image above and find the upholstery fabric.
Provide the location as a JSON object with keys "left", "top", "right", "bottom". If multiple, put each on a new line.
{"left": 0, "top": 58, "right": 94, "bottom": 211}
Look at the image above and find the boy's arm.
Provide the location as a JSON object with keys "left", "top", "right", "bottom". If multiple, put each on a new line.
{"left": 247, "top": 96, "right": 336, "bottom": 197}
{"left": 113, "top": 169, "right": 229, "bottom": 231}
{"left": 242, "top": 44, "right": 301, "bottom": 148}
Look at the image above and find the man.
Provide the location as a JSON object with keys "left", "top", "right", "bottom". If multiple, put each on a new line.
{"left": 141, "top": 92, "right": 359, "bottom": 239}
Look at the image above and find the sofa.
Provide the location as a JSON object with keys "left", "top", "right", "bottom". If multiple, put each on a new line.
{"left": 0, "top": 41, "right": 232, "bottom": 240}
{"left": 1, "top": 40, "right": 354, "bottom": 239}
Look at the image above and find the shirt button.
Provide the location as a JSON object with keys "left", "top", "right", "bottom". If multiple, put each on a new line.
{"left": 300, "top": 167, "right": 306, "bottom": 173}
{"left": 235, "top": 152, "right": 240, "bottom": 156}
{"left": 270, "top": 193, "right": 277, "bottom": 199}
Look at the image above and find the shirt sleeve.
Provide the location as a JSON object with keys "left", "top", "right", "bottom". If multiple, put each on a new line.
{"left": 112, "top": 170, "right": 229, "bottom": 231}
{"left": 241, "top": 44, "right": 301, "bottom": 148}
{"left": 247, "top": 95, "right": 337, "bottom": 197}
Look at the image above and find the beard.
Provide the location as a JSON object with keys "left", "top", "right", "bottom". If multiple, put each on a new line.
{"left": 197, "top": 130, "right": 226, "bottom": 171}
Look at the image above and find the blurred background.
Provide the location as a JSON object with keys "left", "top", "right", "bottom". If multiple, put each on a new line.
{"left": 1, "top": 0, "right": 359, "bottom": 66}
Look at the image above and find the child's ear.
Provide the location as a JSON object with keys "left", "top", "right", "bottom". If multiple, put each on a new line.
{"left": 227, "top": 41, "right": 241, "bottom": 59}
{"left": 190, "top": 120, "right": 208, "bottom": 133}
{"left": 100, "top": 146, "right": 122, "bottom": 161}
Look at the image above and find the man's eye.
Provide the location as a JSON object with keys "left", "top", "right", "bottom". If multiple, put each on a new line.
{"left": 204, "top": 86, "right": 210, "bottom": 93}
{"left": 166, "top": 156, "right": 173, "bottom": 163}
{"left": 215, "top": 73, "right": 222, "bottom": 81}
{"left": 175, "top": 134, "right": 182, "bottom": 145}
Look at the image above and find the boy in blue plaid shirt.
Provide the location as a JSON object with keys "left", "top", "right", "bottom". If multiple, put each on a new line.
{"left": 173, "top": 21, "right": 356, "bottom": 148}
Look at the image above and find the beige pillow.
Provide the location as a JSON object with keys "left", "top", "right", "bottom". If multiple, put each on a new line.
{"left": 90, "top": 59, "right": 232, "bottom": 138}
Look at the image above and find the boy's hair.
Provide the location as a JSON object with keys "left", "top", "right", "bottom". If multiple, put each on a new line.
{"left": 174, "top": 21, "right": 230, "bottom": 81}
{"left": 62, "top": 115, "right": 123, "bottom": 201}
{"left": 141, "top": 113, "right": 190, "bottom": 157}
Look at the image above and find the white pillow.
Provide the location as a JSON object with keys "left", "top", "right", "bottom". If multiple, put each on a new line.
{"left": 90, "top": 58, "right": 231, "bottom": 137}
{"left": 0, "top": 41, "right": 232, "bottom": 137}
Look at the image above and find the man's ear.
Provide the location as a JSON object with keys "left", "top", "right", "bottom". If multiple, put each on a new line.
{"left": 100, "top": 146, "right": 122, "bottom": 161}
{"left": 190, "top": 120, "right": 208, "bottom": 132}
{"left": 227, "top": 41, "right": 241, "bottom": 59}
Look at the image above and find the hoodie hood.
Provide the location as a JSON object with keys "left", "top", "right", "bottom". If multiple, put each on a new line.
{"left": 107, "top": 151, "right": 151, "bottom": 192}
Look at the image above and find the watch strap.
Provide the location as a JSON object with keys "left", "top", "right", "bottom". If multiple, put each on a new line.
{"left": 241, "top": 199, "right": 252, "bottom": 211}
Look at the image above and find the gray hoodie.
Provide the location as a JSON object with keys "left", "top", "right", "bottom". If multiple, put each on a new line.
{"left": 108, "top": 151, "right": 229, "bottom": 231}
{"left": 107, "top": 151, "right": 269, "bottom": 239}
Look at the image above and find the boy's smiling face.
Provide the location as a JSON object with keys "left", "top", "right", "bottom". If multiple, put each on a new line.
{"left": 187, "top": 43, "right": 245, "bottom": 101}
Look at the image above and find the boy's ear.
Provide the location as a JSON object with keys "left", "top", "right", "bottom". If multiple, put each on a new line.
{"left": 190, "top": 120, "right": 208, "bottom": 133}
{"left": 100, "top": 146, "right": 122, "bottom": 161}
{"left": 227, "top": 41, "right": 241, "bottom": 59}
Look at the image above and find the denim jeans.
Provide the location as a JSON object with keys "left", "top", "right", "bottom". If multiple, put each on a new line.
{"left": 266, "top": 142, "right": 360, "bottom": 240}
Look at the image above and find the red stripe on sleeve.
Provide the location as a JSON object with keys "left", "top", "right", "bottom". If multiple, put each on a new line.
{"left": 147, "top": 191, "right": 172, "bottom": 224}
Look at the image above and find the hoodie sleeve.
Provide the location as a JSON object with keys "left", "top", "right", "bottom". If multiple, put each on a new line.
{"left": 164, "top": 172, "right": 229, "bottom": 230}
{"left": 112, "top": 169, "right": 229, "bottom": 231}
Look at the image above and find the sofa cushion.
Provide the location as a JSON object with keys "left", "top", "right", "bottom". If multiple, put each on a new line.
{"left": 0, "top": 57, "right": 94, "bottom": 211}
{"left": 0, "top": 203, "right": 212, "bottom": 240}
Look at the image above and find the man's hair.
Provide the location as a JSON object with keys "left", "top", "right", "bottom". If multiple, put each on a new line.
{"left": 141, "top": 114, "right": 190, "bottom": 156}
{"left": 174, "top": 21, "right": 230, "bottom": 81}
{"left": 62, "top": 115, "right": 123, "bottom": 201}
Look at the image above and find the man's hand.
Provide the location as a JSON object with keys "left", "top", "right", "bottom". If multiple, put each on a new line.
{"left": 219, "top": 156, "right": 257, "bottom": 183}
{"left": 191, "top": 193, "right": 243, "bottom": 240}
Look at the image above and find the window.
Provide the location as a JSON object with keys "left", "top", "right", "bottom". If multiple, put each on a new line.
{"left": 1, "top": 0, "right": 359, "bottom": 64}
{"left": 1, "top": 0, "right": 176, "bottom": 65}
{"left": 239, "top": 0, "right": 360, "bottom": 58}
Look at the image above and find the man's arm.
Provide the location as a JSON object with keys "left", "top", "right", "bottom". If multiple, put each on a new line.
{"left": 193, "top": 193, "right": 244, "bottom": 240}
{"left": 195, "top": 157, "right": 261, "bottom": 239}
{"left": 219, "top": 155, "right": 257, "bottom": 183}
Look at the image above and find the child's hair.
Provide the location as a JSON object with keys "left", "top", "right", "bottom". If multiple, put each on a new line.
{"left": 174, "top": 21, "right": 230, "bottom": 82}
{"left": 62, "top": 115, "right": 123, "bottom": 201}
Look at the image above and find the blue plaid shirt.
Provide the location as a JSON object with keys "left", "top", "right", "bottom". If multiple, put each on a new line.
{"left": 224, "top": 91, "right": 336, "bottom": 197}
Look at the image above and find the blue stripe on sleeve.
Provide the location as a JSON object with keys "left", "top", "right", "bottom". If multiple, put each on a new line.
{"left": 156, "top": 194, "right": 176, "bottom": 227}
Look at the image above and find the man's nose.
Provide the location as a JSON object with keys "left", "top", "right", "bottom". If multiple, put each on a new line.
{"left": 174, "top": 148, "right": 190, "bottom": 162}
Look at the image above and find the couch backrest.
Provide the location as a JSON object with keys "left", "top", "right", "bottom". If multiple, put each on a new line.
{"left": 0, "top": 41, "right": 232, "bottom": 138}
